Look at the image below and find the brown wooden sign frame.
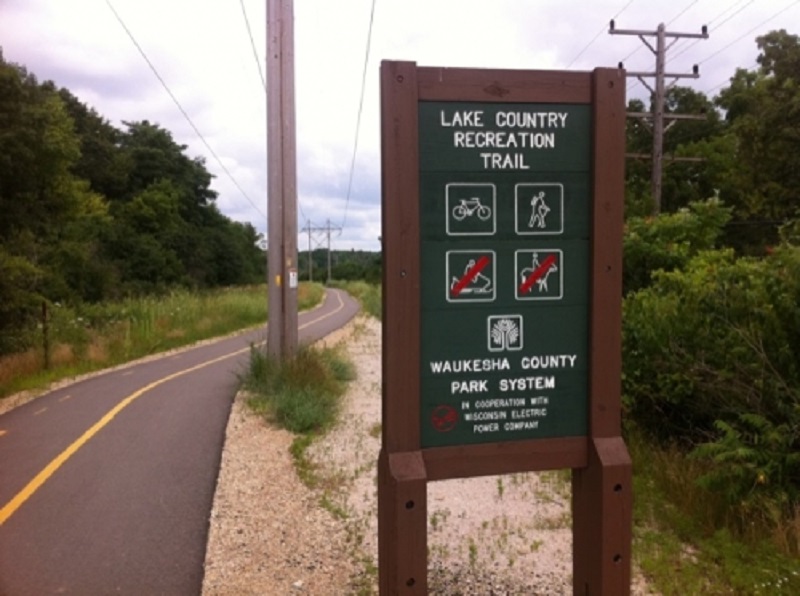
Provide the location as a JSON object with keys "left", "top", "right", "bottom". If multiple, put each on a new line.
{"left": 379, "top": 61, "right": 632, "bottom": 595}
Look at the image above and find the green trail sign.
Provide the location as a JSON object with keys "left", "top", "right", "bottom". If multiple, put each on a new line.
{"left": 419, "top": 102, "right": 591, "bottom": 448}
{"left": 379, "top": 63, "right": 632, "bottom": 595}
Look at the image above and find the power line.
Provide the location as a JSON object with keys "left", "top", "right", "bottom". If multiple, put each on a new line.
{"left": 340, "top": 0, "right": 377, "bottom": 233}
{"left": 670, "top": 0, "right": 755, "bottom": 62}
{"left": 629, "top": 0, "right": 754, "bottom": 93}
{"left": 619, "top": 0, "right": 699, "bottom": 64}
{"left": 104, "top": 0, "right": 266, "bottom": 219}
{"left": 239, "top": 0, "right": 266, "bottom": 91}
{"left": 301, "top": 219, "right": 342, "bottom": 283}
{"left": 566, "top": 0, "right": 637, "bottom": 68}
{"left": 612, "top": 21, "right": 709, "bottom": 213}
{"left": 703, "top": 60, "right": 758, "bottom": 95}
{"left": 708, "top": 0, "right": 755, "bottom": 29}
{"left": 698, "top": 0, "right": 800, "bottom": 66}
{"left": 666, "top": 0, "right": 698, "bottom": 26}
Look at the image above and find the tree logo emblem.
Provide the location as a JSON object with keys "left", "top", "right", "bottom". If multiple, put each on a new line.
{"left": 487, "top": 315, "right": 523, "bottom": 352}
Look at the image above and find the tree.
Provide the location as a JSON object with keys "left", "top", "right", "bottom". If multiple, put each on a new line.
{"left": 0, "top": 52, "right": 113, "bottom": 313}
{"left": 625, "top": 87, "right": 725, "bottom": 216}
{"left": 715, "top": 30, "right": 800, "bottom": 251}
{"left": 0, "top": 51, "right": 270, "bottom": 352}
{"left": 57, "top": 87, "right": 131, "bottom": 202}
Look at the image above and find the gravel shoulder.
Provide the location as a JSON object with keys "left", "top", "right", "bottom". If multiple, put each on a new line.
{"left": 202, "top": 316, "right": 651, "bottom": 595}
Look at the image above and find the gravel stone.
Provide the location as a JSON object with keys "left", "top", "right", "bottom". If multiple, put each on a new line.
{"left": 203, "top": 316, "right": 653, "bottom": 594}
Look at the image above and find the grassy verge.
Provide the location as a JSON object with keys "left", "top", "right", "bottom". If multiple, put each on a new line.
{"left": 243, "top": 342, "right": 356, "bottom": 487}
{"left": 0, "top": 282, "right": 325, "bottom": 399}
{"left": 242, "top": 331, "right": 374, "bottom": 591}
{"left": 329, "top": 280, "right": 381, "bottom": 319}
{"left": 629, "top": 427, "right": 800, "bottom": 594}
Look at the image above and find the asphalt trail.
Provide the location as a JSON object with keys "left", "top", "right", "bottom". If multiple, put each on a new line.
{"left": 0, "top": 289, "right": 359, "bottom": 595}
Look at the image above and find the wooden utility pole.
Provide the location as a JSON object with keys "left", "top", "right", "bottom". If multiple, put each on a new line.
{"left": 267, "top": 0, "right": 298, "bottom": 359}
{"left": 610, "top": 21, "right": 708, "bottom": 213}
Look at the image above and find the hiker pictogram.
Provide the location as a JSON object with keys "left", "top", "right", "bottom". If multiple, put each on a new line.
{"left": 515, "top": 183, "right": 564, "bottom": 236}
{"left": 528, "top": 192, "right": 551, "bottom": 229}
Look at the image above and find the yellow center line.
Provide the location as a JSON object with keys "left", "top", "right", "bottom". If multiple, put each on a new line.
{"left": 0, "top": 290, "right": 347, "bottom": 527}
{"left": 33, "top": 408, "right": 47, "bottom": 416}
{"left": 58, "top": 395, "right": 72, "bottom": 403}
{"left": 300, "top": 289, "right": 346, "bottom": 330}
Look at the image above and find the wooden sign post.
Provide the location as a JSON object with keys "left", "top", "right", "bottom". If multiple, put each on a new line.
{"left": 379, "top": 61, "right": 632, "bottom": 595}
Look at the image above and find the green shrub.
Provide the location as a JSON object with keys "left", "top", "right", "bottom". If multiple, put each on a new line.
{"left": 623, "top": 197, "right": 731, "bottom": 294}
{"left": 623, "top": 245, "right": 800, "bottom": 547}
{"left": 624, "top": 247, "right": 800, "bottom": 443}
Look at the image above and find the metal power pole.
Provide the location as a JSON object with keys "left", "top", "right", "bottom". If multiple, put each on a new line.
{"left": 305, "top": 220, "right": 313, "bottom": 282}
{"left": 326, "top": 219, "right": 333, "bottom": 284}
{"left": 267, "top": 0, "right": 298, "bottom": 359}
{"left": 301, "top": 220, "right": 342, "bottom": 284}
{"left": 610, "top": 21, "right": 708, "bottom": 213}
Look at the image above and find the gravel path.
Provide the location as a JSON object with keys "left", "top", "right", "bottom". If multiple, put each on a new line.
{"left": 202, "top": 316, "right": 651, "bottom": 595}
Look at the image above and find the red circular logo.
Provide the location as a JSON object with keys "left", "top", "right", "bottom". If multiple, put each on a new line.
{"left": 431, "top": 405, "right": 458, "bottom": 432}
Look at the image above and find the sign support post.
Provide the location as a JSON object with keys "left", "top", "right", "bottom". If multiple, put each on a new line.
{"left": 380, "top": 61, "right": 631, "bottom": 595}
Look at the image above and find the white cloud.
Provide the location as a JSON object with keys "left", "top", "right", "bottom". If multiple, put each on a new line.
{"left": 2, "top": 0, "right": 797, "bottom": 252}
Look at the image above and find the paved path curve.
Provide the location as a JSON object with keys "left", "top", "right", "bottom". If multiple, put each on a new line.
{"left": 0, "top": 289, "right": 359, "bottom": 595}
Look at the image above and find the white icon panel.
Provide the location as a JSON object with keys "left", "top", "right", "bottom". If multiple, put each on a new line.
{"left": 446, "top": 183, "right": 496, "bottom": 236}
{"left": 487, "top": 315, "right": 524, "bottom": 352}
{"left": 446, "top": 250, "right": 496, "bottom": 303}
{"left": 514, "top": 183, "right": 564, "bottom": 236}
{"left": 515, "top": 249, "right": 563, "bottom": 301}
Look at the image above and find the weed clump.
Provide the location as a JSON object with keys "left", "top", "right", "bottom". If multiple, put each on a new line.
{"left": 244, "top": 345, "right": 354, "bottom": 435}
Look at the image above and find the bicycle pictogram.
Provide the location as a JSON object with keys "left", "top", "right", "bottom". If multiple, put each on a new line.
{"left": 452, "top": 197, "right": 492, "bottom": 221}
{"left": 446, "top": 183, "right": 496, "bottom": 236}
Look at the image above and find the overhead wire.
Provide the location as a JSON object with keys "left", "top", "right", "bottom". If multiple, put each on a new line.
{"left": 625, "top": 0, "right": 751, "bottom": 94}
{"left": 340, "top": 0, "right": 377, "bottom": 234}
{"left": 239, "top": 0, "right": 266, "bottom": 91}
{"left": 667, "top": 0, "right": 699, "bottom": 25}
{"left": 644, "top": 0, "right": 699, "bottom": 62}
{"left": 621, "top": 0, "right": 701, "bottom": 80}
{"left": 628, "top": 0, "right": 798, "bottom": 99}
{"left": 669, "top": 0, "right": 755, "bottom": 62}
{"left": 697, "top": 0, "right": 800, "bottom": 66}
{"left": 104, "top": 0, "right": 266, "bottom": 219}
{"left": 703, "top": 60, "right": 758, "bottom": 96}
{"left": 565, "top": 0, "right": 637, "bottom": 68}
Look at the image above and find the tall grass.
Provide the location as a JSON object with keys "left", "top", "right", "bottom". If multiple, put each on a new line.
{"left": 330, "top": 280, "right": 381, "bottom": 319}
{"left": 244, "top": 345, "right": 355, "bottom": 434}
{"left": 0, "top": 283, "right": 325, "bottom": 398}
{"left": 629, "top": 425, "right": 800, "bottom": 594}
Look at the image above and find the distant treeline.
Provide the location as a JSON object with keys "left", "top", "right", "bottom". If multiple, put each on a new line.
{"left": 298, "top": 249, "right": 381, "bottom": 284}
{"left": 0, "top": 50, "right": 265, "bottom": 353}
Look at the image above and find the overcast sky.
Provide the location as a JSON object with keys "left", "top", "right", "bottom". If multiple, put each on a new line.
{"left": 2, "top": 0, "right": 798, "bottom": 251}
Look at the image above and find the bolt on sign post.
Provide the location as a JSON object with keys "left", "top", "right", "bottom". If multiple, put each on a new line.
{"left": 380, "top": 62, "right": 632, "bottom": 595}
